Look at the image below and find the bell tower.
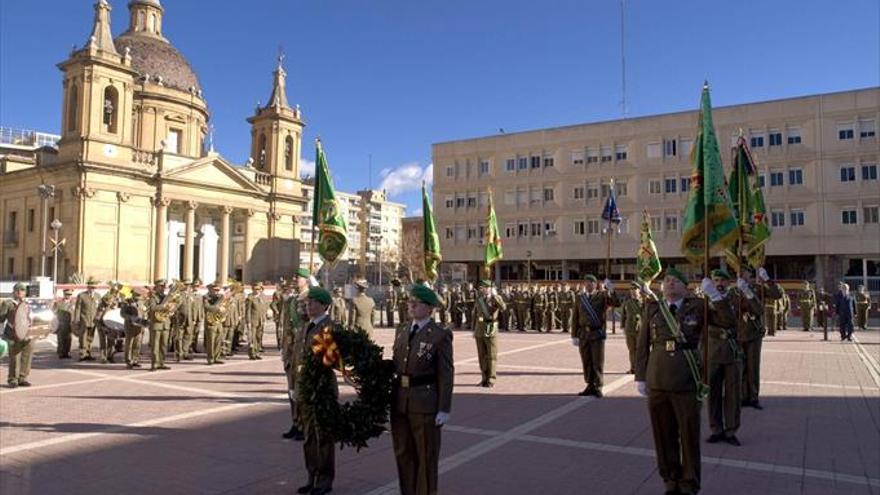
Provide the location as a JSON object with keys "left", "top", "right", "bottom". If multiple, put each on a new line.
{"left": 247, "top": 55, "right": 305, "bottom": 193}
{"left": 57, "top": 0, "right": 137, "bottom": 165}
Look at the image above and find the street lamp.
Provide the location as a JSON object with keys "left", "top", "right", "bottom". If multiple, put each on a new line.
{"left": 37, "top": 184, "right": 56, "bottom": 277}
{"left": 50, "top": 218, "right": 63, "bottom": 283}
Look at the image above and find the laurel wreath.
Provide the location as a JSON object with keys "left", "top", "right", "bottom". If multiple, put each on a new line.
{"left": 297, "top": 324, "right": 395, "bottom": 450}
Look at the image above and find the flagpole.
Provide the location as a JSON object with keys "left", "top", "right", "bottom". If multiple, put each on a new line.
{"left": 702, "top": 85, "right": 711, "bottom": 389}
{"left": 604, "top": 179, "right": 615, "bottom": 279}
{"left": 735, "top": 134, "right": 745, "bottom": 348}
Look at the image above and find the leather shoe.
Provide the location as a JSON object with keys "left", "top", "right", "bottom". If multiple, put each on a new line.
{"left": 296, "top": 485, "right": 313, "bottom": 494}
{"left": 283, "top": 425, "right": 302, "bottom": 439}
{"left": 706, "top": 433, "right": 725, "bottom": 443}
{"left": 310, "top": 488, "right": 332, "bottom": 495}
{"left": 593, "top": 389, "right": 603, "bottom": 398}
{"left": 751, "top": 401, "right": 764, "bottom": 410}
{"left": 725, "top": 435, "right": 742, "bottom": 446}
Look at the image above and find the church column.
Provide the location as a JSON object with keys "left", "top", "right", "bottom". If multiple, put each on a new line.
{"left": 153, "top": 196, "right": 170, "bottom": 281}
{"left": 183, "top": 200, "right": 197, "bottom": 281}
{"left": 219, "top": 206, "right": 232, "bottom": 284}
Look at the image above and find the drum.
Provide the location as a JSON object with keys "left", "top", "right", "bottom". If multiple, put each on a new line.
{"left": 101, "top": 308, "right": 126, "bottom": 336}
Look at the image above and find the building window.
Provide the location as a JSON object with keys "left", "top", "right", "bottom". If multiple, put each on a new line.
{"left": 679, "top": 139, "right": 692, "bottom": 157}
{"left": 102, "top": 86, "right": 119, "bottom": 134}
{"left": 574, "top": 186, "right": 585, "bottom": 200}
{"left": 838, "top": 123, "right": 855, "bottom": 140}
{"left": 615, "top": 145, "right": 628, "bottom": 161}
{"left": 587, "top": 219, "right": 600, "bottom": 235}
{"left": 571, "top": 150, "right": 585, "bottom": 166}
{"left": 771, "top": 210, "right": 785, "bottom": 227}
{"left": 860, "top": 119, "right": 876, "bottom": 138}
{"left": 647, "top": 142, "right": 661, "bottom": 159}
{"left": 586, "top": 149, "right": 599, "bottom": 164}
{"left": 543, "top": 154, "right": 555, "bottom": 168}
{"left": 446, "top": 166, "right": 454, "bottom": 177}
{"left": 680, "top": 176, "right": 690, "bottom": 192}
{"left": 455, "top": 196, "right": 465, "bottom": 208}
{"left": 544, "top": 221, "right": 556, "bottom": 235}
{"left": 840, "top": 166, "right": 856, "bottom": 182}
{"left": 517, "top": 222, "right": 528, "bottom": 238}
{"left": 790, "top": 209, "right": 805, "bottom": 227}
{"left": 863, "top": 206, "right": 879, "bottom": 224}
{"left": 600, "top": 147, "right": 612, "bottom": 162}
{"left": 664, "top": 139, "right": 677, "bottom": 157}
{"left": 505, "top": 223, "right": 516, "bottom": 238}
{"left": 445, "top": 227, "right": 453, "bottom": 240}
{"left": 531, "top": 156, "right": 541, "bottom": 169}
{"left": 574, "top": 220, "right": 586, "bottom": 235}
{"left": 787, "top": 128, "right": 802, "bottom": 144}
{"left": 466, "top": 195, "right": 477, "bottom": 208}
{"left": 530, "top": 222, "right": 542, "bottom": 237}
{"left": 750, "top": 134, "right": 764, "bottom": 148}
{"left": 586, "top": 184, "right": 599, "bottom": 199}
{"left": 467, "top": 226, "right": 477, "bottom": 240}
{"left": 649, "top": 180, "right": 662, "bottom": 195}
{"left": 650, "top": 215, "right": 662, "bottom": 232}
{"left": 48, "top": 207, "right": 55, "bottom": 222}
{"left": 616, "top": 181, "right": 628, "bottom": 196}
{"left": 283, "top": 136, "right": 294, "bottom": 171}
{"left": 479, "top": 160, "right": 490, "bottom": 175}
{"left": 770, "top": 170, "right": 784, "bottom": 187}
{"left": 665, "top": 215, "right": 678, "bottom": 232}
{"left": 788, "top": 168, "right": 803, "bottom": 185}
{"left": 26, "top": 257, "right": 33, "bottom": 278}
{"left": 768, "top": 131, "right": 782, "bottom": 147}
{"left": 757, "top": 174, "right": 766, "bottom": 188}
{"left": 841, "top": 209, "right": 857, "bottom": 225}
{"left": 664, "top": 177, "right": 677, "bottom": 193}
{"left": 67, "top": 84, "right": 78, "bottom": 133}
{"left": 27, "top": 209, "right": 35, "bottom": 232}
{"left": 862, "top": 164, "right": 878, "bottom": 181}
{"left": 600, "top": 183, "right": 610, "bottom": 198}
{"left": 518, "top": 157, "right": 528, "bottom": 170}
{"left": 506, "top": 158, "right": 515, "bottom": 172}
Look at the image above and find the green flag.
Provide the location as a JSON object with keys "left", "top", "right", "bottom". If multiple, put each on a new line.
{"left": 484, "top": 191, "right": 503, "bottom": 268}
{"left": 313, "top": 139, "right": 348, "bottom": 265}
{"left": 636, "top": 209, "right": 662, "bottom": 284}
{"left": 748, "top": 184, "right": 770, "bottom": 268}
{"left": 724, "top": 136, "right": 770, "bottom": 271}
{"left": 422, "top": 182, "right": 442, "bottom": 282}
{"left": 680, "top": 83, "right": 738, "bottom": 265}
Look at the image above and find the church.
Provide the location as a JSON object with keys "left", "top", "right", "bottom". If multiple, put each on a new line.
{"left": 0, "top": 0, "right": 308, "bottom": 285}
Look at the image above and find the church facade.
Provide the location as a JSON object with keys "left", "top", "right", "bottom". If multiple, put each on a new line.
{"left": 0, "top": 0, "right": 308, "bottom": 285}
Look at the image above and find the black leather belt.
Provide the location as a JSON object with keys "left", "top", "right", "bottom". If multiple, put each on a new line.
{"left": 656, "top": 340, "right": 696, "bottom": 351}
{"left": 397, "top": 374, "right": 436, "bottom": 388}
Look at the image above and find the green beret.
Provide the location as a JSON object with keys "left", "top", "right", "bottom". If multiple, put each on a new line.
{"left": 665, "top": 267, "right": 688, "bottom": 285}
{"left": 13, "top": 282, "right": 27, "bottom": 292}
{"left": 710, "top": 268, "right": 732, "bottom": 280}
{"left": 584, "top": 274, "right": 598, "bottom": 283}
{"left": 410, "top": 284, "right": 441, "bottom": 307}
{"left": 479, "top": 279, "right": 493, "bottom": 288}
{"left": 295, "top": 268, "right": 310, "bottom": 279}
{"left": 307, "top": 287, "right": 332, "bottom": 305}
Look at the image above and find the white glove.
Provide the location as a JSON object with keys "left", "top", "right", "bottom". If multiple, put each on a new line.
{"left": 490, "top": 287, "right": 498, "bottom": 297}
{"left": 636, "top": 381, "right": 648, "bottom": 397}
{"left": 736, "top": 278, "right": 755, "bottom": 299}
{"left": 287, "top": 389, "right": 296, "bottom": 402}
{"left": 638, "top": 282, "right": 653, "bottom": 298}
{"left": 701, "top": 278, "right": 723, "bottom": 302}
{"left": 308, "top": 276, "right": 320, "bottom": 287}
{"left": 757, "top": 267, "right": 770, "bottom": 282}
{"left": 570, "top": 337, "right": 580, "bottom": 347}
{"left": 435, "top": 411, "right": 450, "bottom": 426}
{"left": 603, "top": 279, "right": 614, "bottom": 291}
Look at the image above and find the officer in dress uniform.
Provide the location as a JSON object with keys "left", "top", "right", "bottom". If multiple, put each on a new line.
{"left": 635, "top": 268, "right": 736, "bottom": 495}
{"left": 737, "top": 267, "right": 782, "bottom": 409}
{"left": 572, "top": 275, "right": 620, "bottom": 397}
{"left": 203, "top": 283, "right": 227, "bottom": 365}
{"left": 246, "top": 283, "right": 268, "bottom": 360}
{"left": 471, "top": 280, "right": 506, "bottom": 388}
{"left": 620, "top": 283, "right": 643, "bottom": 374}
{"left": 282, "top": 268, "right": 312, "bottom": 441}
{"left": 391, "top": 284, "right": 454, "bottom": 495}
{"left": 73, "top": 277, "right": 100, "bottom": 361}
{"left": 798, "top": 281, "right": 816, "bottom": 332}
{"left": 147, "top": 279, "right": 174, "bottom": 371}
{"left": 350, "top": 279, "right": 376, "bottom": 336}
{"left": 330, "top": 287, "right": 348, "bottom": 326}
{"left": 54, "top": 288, "right": 75, "bottom": 359}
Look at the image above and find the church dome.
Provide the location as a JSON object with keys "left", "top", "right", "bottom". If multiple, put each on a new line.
{"left": 114, "top": 33, "right": 201, "bottom": 93}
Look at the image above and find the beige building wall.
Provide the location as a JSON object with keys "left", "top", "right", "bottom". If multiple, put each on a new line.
{"left": 433, "top": 87, "right": 880, "bottom": 289}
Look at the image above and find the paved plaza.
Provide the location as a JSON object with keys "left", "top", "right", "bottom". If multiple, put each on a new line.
{"left": 1, "top": 325, "right": 878, "bottom": 495}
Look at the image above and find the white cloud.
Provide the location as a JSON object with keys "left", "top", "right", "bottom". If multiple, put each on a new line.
{"left": 412, "top": 207, "right": 424, "bottom": 216}
{"left": 299, "top": 157, "right": 316, "bottom": 178}
{"left": 379, "top": 162, "right": 433, "bottom": 197}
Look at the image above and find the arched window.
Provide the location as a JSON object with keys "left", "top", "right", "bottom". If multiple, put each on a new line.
{"left": 67, "top": 84, "right": 78, "bottom": 133}
{"left": 137, "top": 11, "right": 145, "bottom": 31}
{"left": 285, "top": 135, "right": 294, "bottom": 171}
{"left": 257, "top": 133, "right": 267, "bottom": 169}
{"left": 149, "top": 13, "right": 157, "bottom": 33}
{"left": 102, "top": 86, "right": 119, "bottom": 134}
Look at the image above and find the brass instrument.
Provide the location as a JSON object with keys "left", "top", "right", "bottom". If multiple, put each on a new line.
{"left": 153, "top": 281, "right": 185, "bottom": 323}
{"left": 206, "top": 291, "right": 232, "bottom": 326}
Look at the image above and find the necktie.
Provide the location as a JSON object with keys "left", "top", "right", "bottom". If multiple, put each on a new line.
{"left": 670, "top": 304, "right": 678, "bottom": 316}
{"left": 410, "top": 323, "right": 419, "bottom": 340}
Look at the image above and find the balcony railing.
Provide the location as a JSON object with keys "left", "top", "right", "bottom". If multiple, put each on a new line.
{"left": 254, "top": 171, "right": 272, "bottom": 187}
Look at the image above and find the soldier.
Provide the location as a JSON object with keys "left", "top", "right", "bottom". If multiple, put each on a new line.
{"left": 270, "top": 278, "right": 286, "bottom": 349}
{"left": 437, "top": 286, "right": 451, "bottom": 326}
{"left": 204, "top": 283, "right": 227, "bottom": 366}
{"left": 855, "top": 284, "right": 872, "bottom": 331}
{"left": 707, "top": 269, "right": 748, "bottom": 446}
{"left": 174, "top": 280, "right": 195, "bottom": 362}
{"left": 462, "top": 282, "right": 475, "bottom": 330}
{"left": 349, "top": 279, "right": 376, "bottom": 337}
{"left": 100, "top": 282, "right": 127, "bottom": 364}
{"left": 559, "top": 285, "right": 575, "bottom": 334}
{"left": 738, "top": 267, "right": 782, "bottom": 409}
{"left": 532, "top": 286, "right": 547, "bottom": 332}
{"left": 121, "top": 290, "right": 148, "bottom": 369}
{"left": 297, "top": 287, "right": 337, "bottom": 495}
{"left": 246, "top": 283, "right": 268, "bottom": 360}
{"left": 635, "top": 268, "right": 736, "bottom": 495}
{"left": 222, "top": 282, "right": 242, "bottom": 357}
{"left": 572, "top": 275, "right": 620, "bottom": 397}
{"left": 798, "top": 281, "right": 816, "bottom": 332}
{"left": 498, "top": 285, "right": 513, "bottom": 332}
{"left": 73, "top": 277, "right": 99, "bottom": 361}
{"left": 620, "top": 283, "right": 643, "bottom": 374}
{"left": 54, "top": 288, "right": 75, "bottom": 359}
{"left": 190, "top": 278, "right": 205, "bottom": 355}
{"left": 282, "top": 268, "right": 311, "bottom": 440}
{"left": 330, "top": 287, "right": 348, "bottom": 326}
{"left": 763, "top": 277, "right": 781, "bottom": 337}
{"left": 394, "top": 279, "right": 410, "bottom": 330}
{"left": 385, "top": 282, "right": 398, "bottom": 327}
{"left": 233, "top": 284, "right": 248, "bottom": 353}
{"left": 816, "top": 288, "right": 830, "bottom": 334}
{"left": 147, "top": 279, "right": 173, "bottom": 371}
{"left": 780, "top": 288, "right": 791, "bottom": 331}
{"left": 514, "top": 286, "right": 530, "bottom": 332}
{"left": 449, "top": 284, "right": 463, "bottom": 328}
{"left": 471, "top": 280, "right": 506, "bottom": 388}
{"left": 834, "top": 282, "right": 856, "bottom": 341}
{"left": 390, "top": 284, "right": 454, "bottom": 495}
{"left": 5, "top": 283, "right": 34, "bottom": 387}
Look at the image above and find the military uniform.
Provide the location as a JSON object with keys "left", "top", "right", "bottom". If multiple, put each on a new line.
{"left": 620, "top": 292, "right": 642, "bottom": 374}
{"left": 391, "top": 295, "right": 454, "bottom": 495}
{"left": 559, "top": 287, "right": 575, "bottom": 334}
{"left": 532, "top": 289, "right": 547, "bottom": 332}
{"left": 780, "top": 290, "right": 791, "bottom": 331}
{"left": 281, "top": 288, "right": 308, "bottom": 439}
{"left": 330, "top": 290, "right": 348, "bottom": 326}
{"left": 174, "top": 287, "right": 195, "bottom": 361}
{"left": 270, "top": 285, "right": 285, "bottom": 349}
{"left": 461, "top": 285, "right": 475, "bottom": 330}
{"left": 437, "top": 289, "right": 451, "bottom": 325}
{"left": 190, "top": 284, "right": 205, "bottom": 354}
{"left": 707, "top": 284, "right": 751, "bottom": 443}
{"left": 299, "top": 311, "right": 337, "bottom": 494}
{"left": 738, "top": 278, "right": 782, "bottom": 407}
{"left": 855, "top": 288, "right": 872, "bottom": 331}
{"left": 636, "top": 292, "right": 736, "bottom": 495}
{"left": 816, "top": 290, "right": 830, "bottom": 334}
{"left": 396, "top": 285, "right": 410, "bottom": 330}
{"left": 53, "top": 292, "right": 75, "bottom": 358}
{"left": 204, "top": 287, "right": 227, "bottom": 365}
{"left": 763, "top": 282, "right": 783, "bottom": 337}
{"left": 222, "top": 288, "right": 242, "bottom": 356}
{"left": 73, "top": 286, "right": 99, "bottom": 360}
{"left": 385, "top": 285, "right": 398, "bottom": 327}
{"left": 471, "top": 285, "right": 506, "bottom": 387}
{"left": 798, "top": 286, "right": 816, "bottom": 331}
{"left": 233, "top": 290, "right": 247, "bottom": 352}
{"left": 5, "top": 286, "right": 34, "bottom": 387}
{"left": 514, "top": 288, "right": 530, "bottom": 332}
{"left": 572, "top": 282, "right": 620, "bottom": 395}
{"left": 449, "top": 287, "right": 463, "bottom": 328}
{"left": 350, "top": 284, "right": 376, "bottom": 336}
{"left": 546, "top": 288, "right": 559, "bottom": 332}
{"left": 246, "top": 287, "right": 268, "bottom": 360}
{"left": 121, "top": 295, "right": 148, "bottom": 368}
{"left": 147, "top": 283, "right": 173, "bottom": 370}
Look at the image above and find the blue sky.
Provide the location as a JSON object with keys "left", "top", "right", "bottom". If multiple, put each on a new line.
{"left": 2, "top": 0, "right": 878, "bottom": 214}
